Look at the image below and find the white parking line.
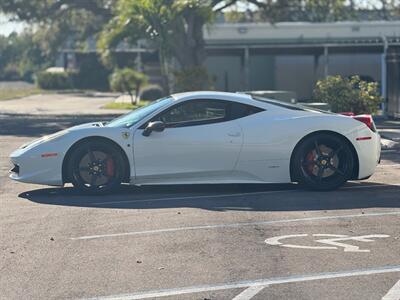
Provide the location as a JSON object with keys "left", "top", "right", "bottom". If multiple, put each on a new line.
{"left": 232, "top": 285, "right": 267, "bottom": 300}
{"left": 91, "top": 183, "right": 400, "bottom": 206}
{"left": 82, "top": 265, "right": 400, "bottom": 300}
{"left": 382, "top": 279, "right": 400, "bottom": 300}
{"left": 70, "top": 211, "right": 400, "bottom": 241}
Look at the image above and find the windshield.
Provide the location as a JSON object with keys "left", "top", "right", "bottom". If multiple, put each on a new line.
{"left": 106, "top": 97, "right": 173, "bottom": 128}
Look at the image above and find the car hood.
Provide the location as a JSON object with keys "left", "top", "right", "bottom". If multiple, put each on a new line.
{"left": 18, "top": 122, "right": 104, "bottom": 151}
{"left": 68, "top": 122, "right": 104, "bottom": 131}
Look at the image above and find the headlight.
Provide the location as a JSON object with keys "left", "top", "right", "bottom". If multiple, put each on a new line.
{"left": 20, "top": 130, "right": 69, "bottom": 149}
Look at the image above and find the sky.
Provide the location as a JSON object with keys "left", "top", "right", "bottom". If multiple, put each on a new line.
{"left": 0, "top": 14, "right": 25, "bottom": 36}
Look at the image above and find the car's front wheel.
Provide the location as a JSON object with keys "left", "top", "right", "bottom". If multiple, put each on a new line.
{"left": 292, "top": 133, "right": 355, "bottom": 191}
{"left": 68, "top": 141, "right": 125, "bottom": 194}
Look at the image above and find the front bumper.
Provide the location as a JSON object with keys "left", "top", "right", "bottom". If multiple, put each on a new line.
{"left": 10, "top": 163, "right": 19, "bottom": 175}
{"left": 9, "top": 146, "right": 64, "bottom": 186}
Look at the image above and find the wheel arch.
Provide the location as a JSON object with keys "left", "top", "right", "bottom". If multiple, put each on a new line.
{"left": 289, "top": 130, "right": 359, "bottom": 182}
{"left": 62, "top": 136, "right": 130, "bottom": 184}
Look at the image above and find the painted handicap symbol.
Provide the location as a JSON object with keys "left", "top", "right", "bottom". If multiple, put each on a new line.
{"left": 265, "top": 234, "right": 390, "bottom": 253}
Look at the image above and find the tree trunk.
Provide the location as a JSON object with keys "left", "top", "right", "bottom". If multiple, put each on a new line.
{"left": 170, "top": 12, "right": 206, "bottom": 69}
{"left": 135, "top": 84, "right": 140, "bottom": 106}
{"left": 158, "top": 50, "right": 171, "bottom": 94}
{"left": 127, "top": 90, "right": 134, "bottom": 105}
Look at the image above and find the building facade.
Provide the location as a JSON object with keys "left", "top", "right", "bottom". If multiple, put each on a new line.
{"left": 203, "top": 21, "right": 400, "bottom": 117}
{"left": 59, "top": 21, "right": 400, "bottom": 117}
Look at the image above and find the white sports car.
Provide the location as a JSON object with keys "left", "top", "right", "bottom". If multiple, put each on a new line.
{"left": 10, "top": 91, "right": 380, "bottom": 194}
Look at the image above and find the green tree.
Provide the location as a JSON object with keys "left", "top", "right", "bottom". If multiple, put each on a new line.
{"left": 2, "top": 0, "right": 244, "bottom": 91}
{"left": 313, "top": 75, "right": 382, "bottom": 114}
{"left": 99, "top": 0, "right": 239, "bottom": 92}
{"left": 250, "top": 0, "right": 353, "bottom": 22}
{"left": 99, "top": 0, "right": 253, "bottom": 68}
{"left": 0, "top": 1, "right": 115, "bottom": 59}
{"left": 303, "top": 0, "right": 351, "bottom": 22}
{"left": 110, "top": 68, "right": 148, "bottom": 105}
{"left": 0, "top": 31, "right": 47, "bottom": 81}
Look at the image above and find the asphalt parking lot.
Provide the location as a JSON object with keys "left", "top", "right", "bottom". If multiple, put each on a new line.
{"left": 1, "top": 111, "right": 400, "bottom": 300}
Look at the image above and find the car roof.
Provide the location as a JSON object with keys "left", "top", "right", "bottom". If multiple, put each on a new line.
{"left": 170, "top": 91, "right": 253, "bottom": 102}
{"left": 169, "top": 91, "right": 329, "bottom": 115}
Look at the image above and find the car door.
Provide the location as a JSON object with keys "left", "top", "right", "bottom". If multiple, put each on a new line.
{"left": 133, "top": 99, "right": 243, "bottom": 183}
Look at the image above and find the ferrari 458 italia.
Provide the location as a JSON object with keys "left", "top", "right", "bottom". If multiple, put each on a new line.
{"left": 10, "top": 91, "right": 380, "bottom": 194}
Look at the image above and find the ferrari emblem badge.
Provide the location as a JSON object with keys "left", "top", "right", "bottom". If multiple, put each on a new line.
{"left": 122, "top": 132, "right": 130, "bottom": 139}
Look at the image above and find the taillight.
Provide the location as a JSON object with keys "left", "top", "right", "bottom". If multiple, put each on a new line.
{"left": 352, "top": 114, "right": 376, "bottom": 132}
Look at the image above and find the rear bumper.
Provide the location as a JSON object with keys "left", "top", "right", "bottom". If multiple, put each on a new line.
{"left": 351, "top": 130, "right": 381, "bottom": 180}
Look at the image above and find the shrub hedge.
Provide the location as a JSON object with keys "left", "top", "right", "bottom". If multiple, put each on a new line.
{"left": 36, "top": 71, "right": 75, "bottom": 90}
{"left": 140, "top": 85, "right": 164, "bottom": 101}
{"left": 313, "top": 75, "right": 382, "bottom": 114}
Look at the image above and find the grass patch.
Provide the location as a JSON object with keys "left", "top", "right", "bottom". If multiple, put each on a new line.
{"left": 0, "top": 87, "right": 45, "bottom": 101}
{"left": 102, "top": 100, "right": 150, "bottom": 110}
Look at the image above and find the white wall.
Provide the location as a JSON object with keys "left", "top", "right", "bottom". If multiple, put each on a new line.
{"left": 205, "top": 21, "right": 400, "bottom": 43}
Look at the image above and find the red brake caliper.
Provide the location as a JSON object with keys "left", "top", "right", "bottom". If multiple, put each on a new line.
{"left": 306, "top": 151, "right": 316, "bottom": 174}
{"left": 106, "top": 158, "right": 115, "bottom": 177}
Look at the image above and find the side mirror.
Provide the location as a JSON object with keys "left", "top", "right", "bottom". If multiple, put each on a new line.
{"left": 142, "top": 121, "right": 165, "bottom": 137}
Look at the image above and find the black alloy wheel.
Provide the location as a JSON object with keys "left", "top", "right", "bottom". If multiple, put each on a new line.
{"left": 68, "top": 141, "right": 125, "bottom": 194}
{"left": 293, "top": 133, "right": 354, "bottom": 191}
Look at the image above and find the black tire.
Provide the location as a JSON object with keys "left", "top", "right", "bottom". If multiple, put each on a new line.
{"left": 67, "top": 140, "right": 125, "bottom": 195}
{"left": 292, "top": 133, "right": 354, "bottom": 191}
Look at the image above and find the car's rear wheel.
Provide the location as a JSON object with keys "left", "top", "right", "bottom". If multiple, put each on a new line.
{"left": 68, "top": 141, "right": 125, "bottom": 194}
{"left": 292, "top": 133, "right": 354, "bottom": 191}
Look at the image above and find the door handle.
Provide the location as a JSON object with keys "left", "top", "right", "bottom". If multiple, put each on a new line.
{"left": 228, "top": 132, "right": 241, "bottom": 137}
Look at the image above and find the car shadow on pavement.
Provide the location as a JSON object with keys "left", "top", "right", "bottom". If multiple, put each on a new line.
{"left": 19, "top": 181, "right": 400, "bottom": 212}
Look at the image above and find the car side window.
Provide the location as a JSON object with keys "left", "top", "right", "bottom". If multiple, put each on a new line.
{"left": 230, "top": 102, "right": 264, "bottom": 119}
{"left": 148, "top": 99, "right": 265, "bottom": 129}
{"left": 158, "top": 100, "right": 229, "bottom": 127}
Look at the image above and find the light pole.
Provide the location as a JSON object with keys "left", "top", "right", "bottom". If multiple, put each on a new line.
{"left": 381, "top": 36, "right": 388, "bottom": 117}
